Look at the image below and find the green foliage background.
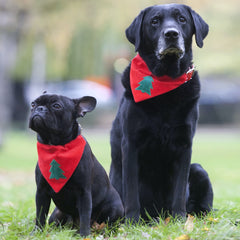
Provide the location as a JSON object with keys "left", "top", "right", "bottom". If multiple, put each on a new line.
{"left": 11, "top": 0, "right": 240, "bottom": 81}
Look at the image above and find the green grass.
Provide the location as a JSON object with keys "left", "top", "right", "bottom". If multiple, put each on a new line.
{"left": 0, "top": 128, "right": 240, "bottom": 239}
{"left": 192, "top": 131, "right": 240, "bottom": 205}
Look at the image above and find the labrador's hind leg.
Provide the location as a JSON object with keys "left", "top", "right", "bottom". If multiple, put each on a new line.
{"left": 186, "top": 163, "right": 213, "bottom": 215}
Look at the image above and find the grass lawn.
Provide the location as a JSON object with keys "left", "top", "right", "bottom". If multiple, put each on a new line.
{"left": 0, "top": 127, "right": 240, "bottom": 239}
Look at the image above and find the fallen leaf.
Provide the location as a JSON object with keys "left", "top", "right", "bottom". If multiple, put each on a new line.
{"left": 118, "top": 226, "right": 125, "bottom": 233}
{"left": 174, "top": 234, "right": 190, "bottom": 240}
{"left": 92, "top": 222, "right": 106, "bottom": 230}
{"left": 202, "top": 227, "right": 210, "bottom": 231}
{"left": 207, "top": 217, "right": 219, "bottom": 223}
{"left": 184, "top": 214, "right": 195, "bottom": 232}
{"left": 164, "top": 217, "right": 171, "bottom": 225}
{"left": 142, "top": 231, "right": 150, "bottom": 239}
{"left": 99, "top": 222, "right": 106, "bottom": 230}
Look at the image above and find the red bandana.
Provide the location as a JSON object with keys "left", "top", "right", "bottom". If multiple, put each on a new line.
{"left": 37, "top": 135, "right": 86, "bottom": 193}
{"left": 130, "top": 54, "right": 194, "bottom": 102}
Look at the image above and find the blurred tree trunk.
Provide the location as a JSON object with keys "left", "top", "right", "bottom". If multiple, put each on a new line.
{"left": 0, "top": 1, "right": 27, "bottom": 146}
{"left": 27, "top": 38, "right": 46, "bottom": 102}
{"left": 0, "top": 33, "right": 13, "bottom": 146}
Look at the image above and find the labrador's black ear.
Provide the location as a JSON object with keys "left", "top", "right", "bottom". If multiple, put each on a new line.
{"left": 73, "top": 96, "right": 97, "bottom": 117}
{"left": 188, "top": 8, "right": 209, "bottom": 48}
{"left": 125, "top": 9, "right": 146, "bottom": 52}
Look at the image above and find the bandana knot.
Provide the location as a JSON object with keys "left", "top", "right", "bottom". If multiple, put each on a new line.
{"left": 130, "top": 54, "right": 194, "bottom": 102}
{"left": 37, "top": 135, "right": 86, "bottom": 193}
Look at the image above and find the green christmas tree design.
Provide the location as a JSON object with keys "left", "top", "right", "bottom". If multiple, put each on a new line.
{"left": 135, "top": 76, "right": 154, "bottom": 95}
{"left": 49, "top": 159, "right": 66, "bottom": 180}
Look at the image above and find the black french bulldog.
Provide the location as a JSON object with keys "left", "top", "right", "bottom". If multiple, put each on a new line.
{"left": 29, "top": 93, "right": 123, "bottom": 236}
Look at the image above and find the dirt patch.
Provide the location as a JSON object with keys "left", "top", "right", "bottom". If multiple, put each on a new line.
{"left": 0, "top": 170, "right": 34, "bottom": 187}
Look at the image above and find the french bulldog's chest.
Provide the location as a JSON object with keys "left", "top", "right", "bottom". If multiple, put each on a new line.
{"left": 40, "top": 173, "right": 83, "bottom": 215}
{"left": 50, "top": 187, "right": 79, "bottom": 215}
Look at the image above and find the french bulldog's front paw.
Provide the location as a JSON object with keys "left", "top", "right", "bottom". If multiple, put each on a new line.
{"left": 125, "top": 215, "right": 140, "bottom": 225}
{"left": 30, "top": 225, "right": 43, "bottom": 235}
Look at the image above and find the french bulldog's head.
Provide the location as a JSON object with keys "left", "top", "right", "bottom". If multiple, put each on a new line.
{"left": 29, "top": 94, "right": 96, "bottom": 145}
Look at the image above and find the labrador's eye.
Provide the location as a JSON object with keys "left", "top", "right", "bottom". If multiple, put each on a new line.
{"left": 179, "top": 16, "right": 186, "bottom": 23}
{"left": 151, "top": 18, "right": 159, "bottom": 25}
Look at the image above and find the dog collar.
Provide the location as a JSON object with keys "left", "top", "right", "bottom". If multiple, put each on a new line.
{"left": 130, "top": 54, "right": 194, "bottom": 102}
{"left": 37, "top": 135, "right": 86, "bottom": 193}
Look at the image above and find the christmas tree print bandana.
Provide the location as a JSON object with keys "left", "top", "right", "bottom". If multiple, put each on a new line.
{"left": 130, "top": 54, "right": 194, "bottom": 102}
{"left": 37, "top": 135, "right": 86, "bottom": 193}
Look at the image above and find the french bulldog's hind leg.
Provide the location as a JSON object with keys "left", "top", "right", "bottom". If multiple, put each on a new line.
{"left": 48, "top": 207, "right": 72, "bottom": 227}
{"left": 96, "top": 187, "right": 124, "bottom": 224}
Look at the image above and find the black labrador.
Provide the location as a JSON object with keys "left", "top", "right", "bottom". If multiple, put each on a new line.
{"left": 110, "top": 4, "right": 213, "bottom": 222}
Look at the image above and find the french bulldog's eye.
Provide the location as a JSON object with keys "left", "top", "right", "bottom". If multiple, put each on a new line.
{"left": 31, "top": 102, "right": 36, "bottom": 108}
{"left": 52, "top": 103, "right": 62, "bottom": 109}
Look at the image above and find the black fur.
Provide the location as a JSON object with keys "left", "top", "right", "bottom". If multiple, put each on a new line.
{"left": 29, "top": 94, "right": 123, "bottom": 236}
{"left": 109, "top": 4, "right": 213, "bottom": 222}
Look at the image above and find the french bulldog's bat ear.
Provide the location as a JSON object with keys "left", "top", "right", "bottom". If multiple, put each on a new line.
{"left": 74, "top": 96, "right": 97, "bottom": 117}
